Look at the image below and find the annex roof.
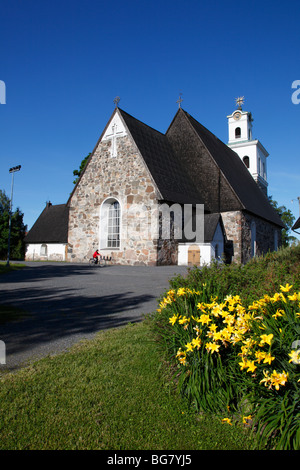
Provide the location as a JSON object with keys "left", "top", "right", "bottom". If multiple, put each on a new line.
{"left": 25, "top": 203, "right": 69, "bottom": 243}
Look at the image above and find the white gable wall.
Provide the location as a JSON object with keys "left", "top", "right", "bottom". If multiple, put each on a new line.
{"left": 25, "top": 243, "right": 67, "bottom": 261}
{"left": 178, "top": 221, "right": 225, "bottom": 266}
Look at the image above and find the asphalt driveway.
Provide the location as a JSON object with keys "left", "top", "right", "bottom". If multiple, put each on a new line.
{"left": 0, "top": 262, "right": 188, "bottom": 370}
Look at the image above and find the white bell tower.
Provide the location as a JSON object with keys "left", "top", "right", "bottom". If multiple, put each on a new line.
{"left": 227, "top": 97, "right": 268, "bottom": 196}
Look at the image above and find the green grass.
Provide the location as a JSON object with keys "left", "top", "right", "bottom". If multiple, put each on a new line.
{"left": 0, "top": 262, "right": 25, "bottom": 275}
{"left": 0, "top": 320, "right": 253, "bottom": 450}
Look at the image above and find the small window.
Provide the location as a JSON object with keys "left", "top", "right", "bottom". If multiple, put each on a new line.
{"left": 251, "top": 221, "right": 256, "bottom": 257}
{"left": 40, "top": 244, "right": 48, "bottom": 256}
{"left": 243, "top": 156, "right": 250, "bottom": 168}
{"left": 235, "top": 127, "right": 241, "bottom": 138}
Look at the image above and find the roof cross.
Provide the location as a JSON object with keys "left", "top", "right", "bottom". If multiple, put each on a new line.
{"left": 113, "top": 96, "right": 120, "bottom": 108}
{"left": 176, "top": 93, "right": 183, "bottom": 108}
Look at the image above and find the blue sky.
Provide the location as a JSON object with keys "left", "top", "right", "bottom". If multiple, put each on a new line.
{"left": 1, "top": 0, "right": 300, "bottom": 240}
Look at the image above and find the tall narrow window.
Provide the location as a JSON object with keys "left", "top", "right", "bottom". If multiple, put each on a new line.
{"left": 100, "top": 198, "right": 121, "bottom": 249}
{"left": 243, "top": 156, "right": 250, "bottom": 168}
{"left": 107, "top": 201, "right": 120, "bottom": 248}
{"left": 251, "top": 221, "right": 256, "bottom": 257}
{"left": 235, "top": 127, "right": 241, "bottom": 138}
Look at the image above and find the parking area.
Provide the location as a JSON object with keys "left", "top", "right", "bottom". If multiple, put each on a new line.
{"left": 0, "top": 263, "right": 188, "bottom": 370}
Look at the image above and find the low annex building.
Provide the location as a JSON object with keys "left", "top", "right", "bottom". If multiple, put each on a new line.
{"left": 25, "top": 101, "right": 284, "bottom": 265}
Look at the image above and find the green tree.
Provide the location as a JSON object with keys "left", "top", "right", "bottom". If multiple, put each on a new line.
{"left": 269, "top": 196, "right": 296, "bottom": 247}
{"left": 0, "top": 190, "right": 27, "bottom": 260}
{"left": 72, "top": 153, "right": 91, "bottom": 185}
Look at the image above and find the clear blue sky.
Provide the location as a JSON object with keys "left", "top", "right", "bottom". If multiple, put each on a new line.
{"left": 1, "top": 0, "right": 300, "bottom": 240}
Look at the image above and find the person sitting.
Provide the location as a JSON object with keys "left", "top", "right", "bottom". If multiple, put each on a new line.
{"left": 93, "top": 250, "right": 101, "bottom": 264}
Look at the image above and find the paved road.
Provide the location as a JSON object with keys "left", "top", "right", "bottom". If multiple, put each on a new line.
{"left": 0, "top": 263, "right": 188, "bottom": 371}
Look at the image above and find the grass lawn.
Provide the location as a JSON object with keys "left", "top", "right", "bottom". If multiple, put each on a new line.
{"left": 0, "top": 320, "right": 254, "bottom": 450}
{"left": 0, "top": 262, "right": 25, "bottom": 275}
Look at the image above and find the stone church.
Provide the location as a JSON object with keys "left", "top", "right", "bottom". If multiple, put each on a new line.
{"left": 25, "top": 99, "right": 284, "bottom": 266}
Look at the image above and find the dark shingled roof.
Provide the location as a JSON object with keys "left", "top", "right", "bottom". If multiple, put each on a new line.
{"left": 181, "top": 110, "right": 284, "bottom": 227}
{"left": 25, "top": 203, "right": 69, "bottom": 243}
{"left": 67, "top": 106, "right": 284, "bottom": 230}
{"left": 204, "top": 213, "right": 224, "bottom": 242}
{"left": 118, "top": 108, "right": 204, "bottom": 204}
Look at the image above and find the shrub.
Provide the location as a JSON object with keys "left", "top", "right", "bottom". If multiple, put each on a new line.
{"left": 152, "top": 246, "right": 300, "bottom": 449}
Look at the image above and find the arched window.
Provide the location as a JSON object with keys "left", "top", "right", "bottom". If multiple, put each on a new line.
{"left": 40, "top": 244, "right": 48, "bottom": 256}
{"left": 100, "top": 198, "right": 121, "bottom": 249}
{"left": 274, "top": 230, "right": 278, "bottom": 251}
{"left": 235, "top": 127, "right": 241, "bottom": 138}
{"left": 243, "top": 156, "right": 250, "bottom": 168}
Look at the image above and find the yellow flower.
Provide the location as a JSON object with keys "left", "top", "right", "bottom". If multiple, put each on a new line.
{"left": 242, "top": 415, "right": 252, "bottom": 424}
{"left": 288, "top": 350, "right": 300, "bottom": 364}
{"left": 262, "top": 352, "right": 275, "bottom": 365}
{"left": 199, "top": 314, "right": 211, "bottom": 325}
{"left": 185, "top": 342, "right": 194, "bottom": 352}
{"left": 288, "top": 292, "right": 299, "bottom": 301}
{"left": 191, "top": 337, "right": 201, "bottom": 349}
{"left": 270, "top": 370, "right": 288, "bottom": 390}
{"left": 246, "top": 360, "right": 257, "bottom": 373}
{"left": 222, "top": 418, "right": 232, "bottom": 425}
{"left": 169, "top": 315, "right": 178, "bottom": 326}
{"left": 280, "top": 283, "right": 293, "bottom": 292}
{"left": 239, "top": 358, "right": 248, "bottom": 370}
{"left": 255, "top": 350, "right": 266, "bottom": 363}
{"left": 260, "top": 370, "right": 272, "bottom": 388}
{"left": 196, "top": 302, "right": 206, "bottom": 312}
{"left": 178, "top": 316, "right": 190, "bottom": 325}
{"left": 177, "top": 287, "right": 186, "bottom": 296}
{"left": 272, "top": 309, "right": 284, "bottom": 319}
{"left": 206, "top": 342, "right": 220, "bottom": 354}
{"left": 259, "top": 333, "right": 273, "bottom": 346}
{"left": 270, "top": 292, "right": 282, "bottom": 302}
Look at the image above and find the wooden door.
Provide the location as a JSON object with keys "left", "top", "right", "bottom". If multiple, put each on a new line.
{"left": 188, "top": 246, "right": 200, "bottom": 266}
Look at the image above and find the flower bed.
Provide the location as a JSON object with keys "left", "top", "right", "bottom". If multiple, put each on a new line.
{"left": 153, "top": 274, "right": 300, "bottom": 449}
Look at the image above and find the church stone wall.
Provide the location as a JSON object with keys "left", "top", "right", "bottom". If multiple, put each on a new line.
{"left": 221, "top": 211, "right": 282, "bottom": 264}
{"left": 68, "top": 134, "right": 161, "bottom": 265}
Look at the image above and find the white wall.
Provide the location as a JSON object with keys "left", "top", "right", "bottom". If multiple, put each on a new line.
{"left": 178, "top": 221, "right": 225, "bottom": 266}
{"left": 25, "top": 243, "right": 67, "bottom": 261}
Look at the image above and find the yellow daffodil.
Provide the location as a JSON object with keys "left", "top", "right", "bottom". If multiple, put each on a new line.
{"left": 185, "top": 342, "right": 194, "bottom": 352}
{"left": 169, "top": 315, "right": 178, "bottom": 326}
{"left": 242, "top": 415, "right": 252, "bottom": 424}
{"left": 177, "top": 287, "right": 186, "bottom": 296}
{"left": 191, "top": 337, "right": 201, "bottom": 349}
{"left": 178, "top": 316, "right": 190, "bottom": 325}
{"left": 262, "top": 352, "right": 275, "bottom": 365}
{"left": 206, "top": 342, "right": 220, "bottom": 354}
{"left": 272, "top": 309, "right": 284, "bottom": 319}
{"left": 270, "top": 292, "right": 282, "bottom": 302}
{"left": 222, "top": 418, "right": 232, "bottom": 425}
{"left": 270, "top": 370, "right": 288, "bottom": 390}
{"left": 280, "top": 283, "right": 293, "bottom": 292}
{"left": 246, "top": 360, "right": 257, "bottom": 373}
{"left": 199, "top": 314, "right": 211, "bottom": 325}
{"left": 288, "top": 350, "right": 300, "bottom": 364}
{"left": 259, "top": 333, "right": 273, "bottom": 346}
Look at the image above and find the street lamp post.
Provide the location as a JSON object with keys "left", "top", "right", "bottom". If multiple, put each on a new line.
{"left": 6, "top": 165, "right": 21, "bottom": 266}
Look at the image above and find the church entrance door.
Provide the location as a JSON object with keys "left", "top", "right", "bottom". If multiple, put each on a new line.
{"left": 188, "top": 245, "right": 200, "bottom": 266}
